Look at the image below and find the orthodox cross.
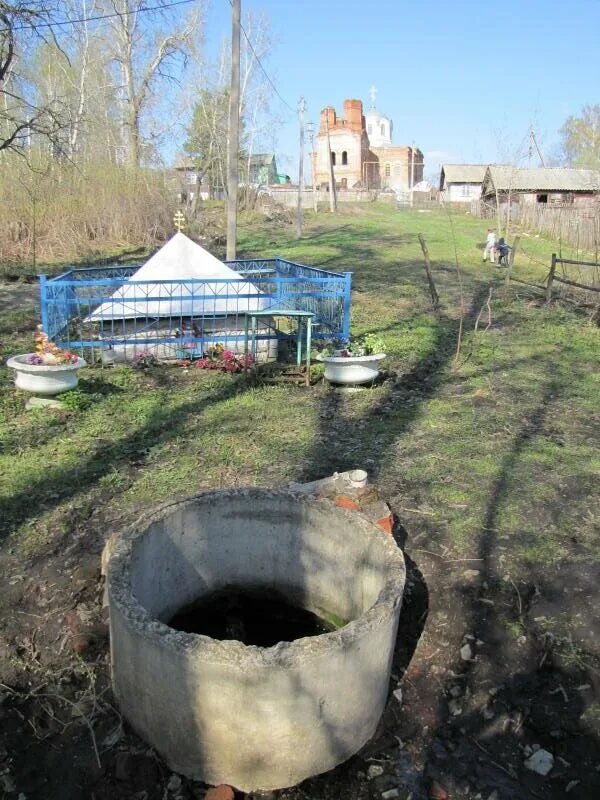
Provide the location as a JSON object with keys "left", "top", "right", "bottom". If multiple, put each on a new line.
{"left": 173, "top": 211, "right": 186, "bottom": 232}
{"left": 369, "top": 84, "right": 378, "bottom": 108}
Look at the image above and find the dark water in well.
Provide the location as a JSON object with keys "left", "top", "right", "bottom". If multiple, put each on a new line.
{"left": 168, "top": 587, "right": 338, "bottom": 647}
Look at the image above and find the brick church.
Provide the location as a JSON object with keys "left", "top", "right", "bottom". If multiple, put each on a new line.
{"left": 314, "top": 90, "right": 423, "bottom": 193}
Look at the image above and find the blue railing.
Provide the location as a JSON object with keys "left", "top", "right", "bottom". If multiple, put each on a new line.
{"left": 40, "top": 258, "right": 352, "bottom": 357}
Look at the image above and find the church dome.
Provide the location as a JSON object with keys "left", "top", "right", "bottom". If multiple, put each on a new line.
{"left": 366, "top": 107, "right": 385, "bottom": 123}
{"left": 365, "top": 105, "right": 392, "bottom": 147}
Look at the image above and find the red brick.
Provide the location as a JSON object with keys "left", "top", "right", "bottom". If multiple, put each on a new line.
{"left": 429, "top": 781, "right": 449, "bottom": 800}
{"left": 334, "top": 495, "right": 361, "bottom": 512}
{"left": 205, "top": 786, "right": 234, "bottom": 800}
{"left": 377, "top": 515, "right": 394, "bottom": 535}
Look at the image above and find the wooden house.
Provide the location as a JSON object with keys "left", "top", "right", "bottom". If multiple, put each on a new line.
{"left": 481, "top": 166, "right": 600, "bottom": 205}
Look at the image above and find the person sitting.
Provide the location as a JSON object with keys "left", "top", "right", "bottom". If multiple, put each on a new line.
{"left": 496, "top": 237, "right": 511, "bottom": 266}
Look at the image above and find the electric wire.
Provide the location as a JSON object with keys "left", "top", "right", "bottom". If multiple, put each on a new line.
{"left": 10, "top": 0, "right": 199, "bottom": 32}
{"left": 225, "top": 0, "right": 295, "bottom": 115}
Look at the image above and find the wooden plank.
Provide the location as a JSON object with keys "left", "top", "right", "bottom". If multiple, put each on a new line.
{"left": 546, "top": 253, "right": 557, "bottom": 303}
{"left": 553, "top": 275, "right": 600, "bottom": 293}
{"left": 508, "top": 277, "right": 546, "bottom": 290}
{"left": 554, "top": 257, "right": 600, "bottom": 268}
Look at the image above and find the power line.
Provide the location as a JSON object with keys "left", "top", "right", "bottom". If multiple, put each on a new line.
{"left": 226, "top": 0, "right": 294, "bottom": 115}
{"left": 10, "top": 0, "right": 199, "bottom": 32}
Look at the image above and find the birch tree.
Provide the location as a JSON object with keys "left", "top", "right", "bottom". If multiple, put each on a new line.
{"left": 183, "top": 11, "right": 281, "bottom": 202}
{"left": 104, "top": 0, "right": 202, "bottom": 167}
{"left": 0, "top": 1, "right": 68, "bottom": 155}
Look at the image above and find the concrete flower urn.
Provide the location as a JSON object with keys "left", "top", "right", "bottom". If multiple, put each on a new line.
{"left": 106, "top": 489, "right": 405, "bottom": 791}
{"left": 6, "top": 354, "right": 86, "bottom": 396}
{"left": 320, "top": 352, "right": 386, "bottom": 385}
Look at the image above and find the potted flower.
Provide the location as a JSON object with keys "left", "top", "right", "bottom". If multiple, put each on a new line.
{"left": 6, "top": 325, "right": 86, "bottom": 397}
{"left": 317, "top": 333, "right": 386, "bottom": 385}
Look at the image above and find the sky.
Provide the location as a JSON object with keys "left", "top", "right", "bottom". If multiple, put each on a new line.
{"left": 202, "top": 0, "right": 600, "bottom": 183}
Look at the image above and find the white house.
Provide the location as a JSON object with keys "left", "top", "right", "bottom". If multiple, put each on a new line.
{"left": 439, "top": 164, "right": 487, "bottom": 203}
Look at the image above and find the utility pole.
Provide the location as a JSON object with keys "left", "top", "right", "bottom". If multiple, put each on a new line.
{"left": 226, "top": 0, "right": 241, "bottom": 260}
{"left": 306, "top": 121, "right": 318, "bottom": 214}
{"left": 529, "top": 126, "right": 546, "bottom": 167}
{"left": 410, "top": 142, "right": 416, "bottom": 208}
{"left": 296, "top": 96, "right": 306, "bottom": 238}
{"left": 325, "top": 111, "right": 337, "bottom": 213}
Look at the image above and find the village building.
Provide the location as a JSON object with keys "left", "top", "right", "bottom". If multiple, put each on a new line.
{"left": 439, "top": 164, "right": 487, "bottom": 203}
{"left": 173, "top": 156, "right": 200, "bottom": 204}
{"left": 481, "top": 166, "right": 600, "bottom": 206}
{"left": 246, "top": 153, "right": 290, "bottom": 185}
{"left": 314, "top": 90, "right": 423, "bottom": 192}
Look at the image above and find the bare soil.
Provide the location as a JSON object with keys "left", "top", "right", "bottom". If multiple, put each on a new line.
{"left": 1, "top": 515, "right": 599, "bottom": 800}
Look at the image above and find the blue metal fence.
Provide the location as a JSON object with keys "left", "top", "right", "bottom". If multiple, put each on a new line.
{"left": 40, "top": 258, "right": 351, "bottom": 359}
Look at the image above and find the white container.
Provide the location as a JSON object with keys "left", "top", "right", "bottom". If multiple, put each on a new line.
{"left": 6, "top": 354, "right": 87, "bottom": 396}
{"left": 320, "top": 353, "right": 386, "bottom": 385}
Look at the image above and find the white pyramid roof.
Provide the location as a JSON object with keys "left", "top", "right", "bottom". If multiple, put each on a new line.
{"left": 86, "top": 232, "right": 267, "bottom": 320}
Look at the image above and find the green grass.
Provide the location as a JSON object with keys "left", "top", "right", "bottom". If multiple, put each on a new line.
{"left": 0, "top": 205, "right": 598, "bottom": 588}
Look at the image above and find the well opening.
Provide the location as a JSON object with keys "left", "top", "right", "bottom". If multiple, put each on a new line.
{"left": 168, "top": 586, "right": 338, "bottom": 646}
{"left": 107, "top": 489, "right": 405, "bottom": 791}
{"left": 128, "top": 492, "right": 388, "bottom": 641}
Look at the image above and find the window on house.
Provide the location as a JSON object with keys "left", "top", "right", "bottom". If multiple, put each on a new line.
{"left": 331, "top": 151, "right": 336, "bottom": 166}
{"left": 461, "top": 184, "right": 470, "bottom": 197}
{"left": 381, "top": 123, "right": 385, "bottom": 136}
{"left": 393, "top": 164, "right": 401, "bottom": 176}
{"left": 367, "top": 124, "right": 372, "bottom": 135}
{"left": 342, "top": 151, "right": 348, "bottom": 165}
{"left": 385, "top": 163, "right": 391, "bottom": 177}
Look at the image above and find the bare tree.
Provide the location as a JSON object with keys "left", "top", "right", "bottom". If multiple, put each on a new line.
{"left": 104, "top": 0, "right": 201, "bottom": 167}
{"left": 0, "top": 1, "right": 69, "bottom": 155}
{"left": 183, "top": 9, "right": 282, "bottom": 206}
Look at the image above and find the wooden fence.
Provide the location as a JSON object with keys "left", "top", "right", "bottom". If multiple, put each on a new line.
{"left": 546, "top": 254, "right": 600, "bottom": 304}
{"left": 518, "top": 204, "right": 600, "bottom": 254}
{"left": 506, "top": 250, "right": 600, "bottom": 311}
{"left": 471, "top": 199, "right": 600, "bottom": 254}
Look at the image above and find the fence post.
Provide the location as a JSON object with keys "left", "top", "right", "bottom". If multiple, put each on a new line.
{"left": 39, "top": 274, "right": 49, "bottom": 333}
{"left": 417, "top": 233, "right": 440, "bottom": 311}
{"left": 546, "top": 253, "right": 557, "bottom": 303}
{"left": 505, "top": 235, "right": 520, "bottom": 287}
{"left": 342, "top": 272, "right": 352, "bottom": 342}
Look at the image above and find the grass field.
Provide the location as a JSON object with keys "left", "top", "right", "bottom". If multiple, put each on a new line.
{"left": 1, "top": 203, "right": 599, "bottom": 799}
{"left": 1, "top": 205, "right": 597, "bottom": 576}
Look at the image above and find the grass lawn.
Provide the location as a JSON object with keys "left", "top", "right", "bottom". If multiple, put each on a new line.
{"left": 1, "top": 205, "right": 597, "bottom": 576}
{"left": 0, "top": 203, "right": 599, "bottom": 798}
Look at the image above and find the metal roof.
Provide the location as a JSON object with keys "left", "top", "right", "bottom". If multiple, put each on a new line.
{"left": 441, "top": 164, "right": 488, "bottom": 187}
{"left": 249, "top": 153, "right": 275, "bottom": 167}
{"left": 483, "top": 166, "right": 600, "bottom": 193}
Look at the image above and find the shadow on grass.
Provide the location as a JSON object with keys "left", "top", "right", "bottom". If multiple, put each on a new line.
{"left": 0, "top": 374, "right": 256, "bottom": 543}
{"left": 417, "top": 380, "right": 600, "bottom": 798}
{"left": 298, "top": 281, "right": 493, "bottom": 485}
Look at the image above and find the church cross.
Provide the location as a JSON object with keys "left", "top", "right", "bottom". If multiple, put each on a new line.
{"left": 369, "top": 84, "right": 378, "bottom": 108}
{"left": 173, "top": 211, "right": 186, "bottom": 232}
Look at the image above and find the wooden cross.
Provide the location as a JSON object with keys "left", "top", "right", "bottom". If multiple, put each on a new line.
{"left": 173, "top": 211, "right": 186, "bottom": 232}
